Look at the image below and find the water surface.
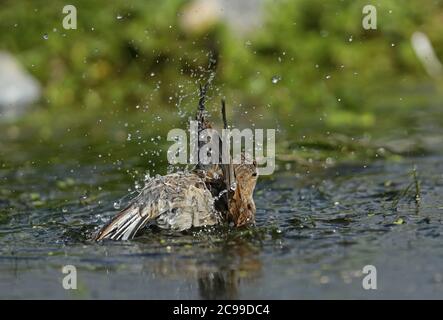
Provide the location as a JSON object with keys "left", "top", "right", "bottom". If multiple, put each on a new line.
{"left": 1, "top": 148, "right": 442, "bottom": 299}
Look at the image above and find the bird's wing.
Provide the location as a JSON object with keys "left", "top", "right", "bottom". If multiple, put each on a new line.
{"left": 93, "top": 178, "right": 168, "bottom": 241}
{"left": 94, "top": 173, "right": 218, "bottom": 241}
{"left": 155, "top": 183, "right": 221, "bottom": 231}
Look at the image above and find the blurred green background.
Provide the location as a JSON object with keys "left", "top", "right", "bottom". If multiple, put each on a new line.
{"left": 1, "top": 0, "right": 443, "bottom": 172}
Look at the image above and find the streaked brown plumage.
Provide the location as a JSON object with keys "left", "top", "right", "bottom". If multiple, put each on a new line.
{"left": 94, "top": 86, "right": 258, "bottom": 241}
{"left": 94, "top": 172, "right": 221, "bottom": 240}
{"left": 227, "top": 155, "right": 257, "bottom": 227}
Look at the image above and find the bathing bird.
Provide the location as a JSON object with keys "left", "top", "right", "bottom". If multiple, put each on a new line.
{"left": 94, "top": 86, "right": 258, "bottom": 240}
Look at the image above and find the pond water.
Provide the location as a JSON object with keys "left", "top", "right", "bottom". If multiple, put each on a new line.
{"left": 1, "top": 89, "right": 443, "bottom": 299}
{"left": 1, "top": 141, "right": 442, "bottom": 298}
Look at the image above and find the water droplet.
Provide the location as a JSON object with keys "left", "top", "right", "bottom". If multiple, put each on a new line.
{"left": 113, "top": 202, "right": 121, "bottom": 210}
{"left": 116, "top": 14, "right": 123, "bottom": 20}
{"left": 271, "top": 76, "right": 281, "bottom": 84}
{"left": 42, "top": 34, "right": 49, "bottom": 40}
{"left": 325, "top": 75, "right": 331, "bottom": 79}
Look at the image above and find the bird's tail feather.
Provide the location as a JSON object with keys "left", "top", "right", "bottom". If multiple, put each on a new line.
{"left": 94, "top": 205, "right": 148, "bottom": 241}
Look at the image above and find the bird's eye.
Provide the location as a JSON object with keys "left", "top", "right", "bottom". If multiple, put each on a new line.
{"left": 252, "top": 172, "right": 257, "bottom": 177}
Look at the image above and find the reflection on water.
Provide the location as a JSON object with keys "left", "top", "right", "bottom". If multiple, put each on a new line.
{"left": 140, "top": 238, "right": 262, "bottom": 299}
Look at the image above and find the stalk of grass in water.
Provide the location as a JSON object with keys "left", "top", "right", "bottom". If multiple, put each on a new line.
{"left": 390, "top": 166, "right": 421, "bottom": 210}
{"left": 412, "top": 165, "right": 421, "bottom": 204}
{"left": 389, "top": 166, "right": 422, "bottom": 224}
{"left": 391, "top": 182, "right": 413, "bottom": 211}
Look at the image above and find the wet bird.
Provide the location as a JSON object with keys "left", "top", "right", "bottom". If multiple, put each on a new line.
{"left": 94, "top": 86, "right": 258, "bottom": 241}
